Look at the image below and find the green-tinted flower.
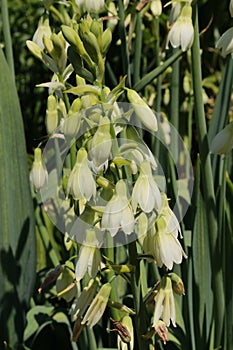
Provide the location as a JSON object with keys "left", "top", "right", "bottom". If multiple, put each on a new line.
{"left": 153, "top": 276, "right": 176, "bottom": 327}
{"left": 67, "top": 148, "right": 96, "bottom": 204}
{"left": 167, "top": 4, "right": 194, "bottom": 51}
{"left": 101, "top": 180, "right": 135, "bottom": 236}
{"left": 89, "top": 116, "right": 112, "bottom": 173}
{"left": 210, "top": 122, "right": 233, "bottom": 154}
{"left": 132, "top": 161, "right": 162, "bottom": 214}
{"left": 216, "top": 27, "right": 233, "bottom": 58}
{"left": 30, "top": 148, "right": 48, "bottom": 192}
{"left": 81, "top": 283, "right": 111, "bottom": 328}
{"left": 70, "top": 278, "right": 99, "bottom": 321}
{"left": 143, "top": 194, "right": 187, "bottom": 270}
{"left": 151, "top": 0, "right": 162, "bottom": 17}
{"left": 75, "top": 229, "right": 101, "bottom": 281}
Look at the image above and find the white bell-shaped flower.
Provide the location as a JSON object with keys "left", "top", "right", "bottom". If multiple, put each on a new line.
{"left": 132, "top": 161, "right": 162, "bottom": 214}
{"left": 101, "top": 180, "right": 135, "bottom": 236}
{"left": 67, "top": 148, "right": 96, "bottom": 203}
{"left": 167, "top": 4, "right": 194, "bottom": 51}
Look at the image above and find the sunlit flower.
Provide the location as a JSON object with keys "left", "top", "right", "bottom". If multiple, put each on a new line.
{"left": 75, "top": 229, "right": 101, "bottom": 281}
{"left": 132, "top": 161, "right": 162, "bottom": 214}
{"left": 143, "top": 194, "right": 187, "bottom": 270}
{"left": 167, "top": 4, "right": 194, "bottom": 51}
{"left": 67, "top": 148, "right": 96, "bottom": 205}
{"left": 30, "top": 147, "right": 48, "bottom": 192}
{"left": 210, "top": 122, "right": 233, "bottom": 154}
{"left": 81, "top": 283, "right": 111, "bottom": 328}
{"left": 153, "top": 276, "right": 176, "bottom": 328}
{"left": 216, "top": 27, "right": 233, "bottom": 58}
{"left": 89, "top": 116, "right": 112, "bottom": 173}
{"left": 101, "top": 180, "right": 135, "bottom": 236}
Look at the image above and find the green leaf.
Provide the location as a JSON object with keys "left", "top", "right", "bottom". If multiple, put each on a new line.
{"left": 192, "top": 159, "right": 213, "bottom": 348}
{"left": 0, "top": 47, "right": 36, "bottom": 348}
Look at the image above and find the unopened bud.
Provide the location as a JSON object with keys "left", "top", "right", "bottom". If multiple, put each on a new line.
{"left": 45, "top": 95, "right": 58, "bottom": 134}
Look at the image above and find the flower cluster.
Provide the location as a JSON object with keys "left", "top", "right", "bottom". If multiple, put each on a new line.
{"left": 29, "top": 5, "right": 188, "bottom": 345}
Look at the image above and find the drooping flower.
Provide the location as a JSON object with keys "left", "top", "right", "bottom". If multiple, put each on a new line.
{"left": 101, "top": 180, "right": 135, "bottom": 236}
{"left": 75, "top": 229, "right": 101, "bottom": 281}
{"left": 152, "top": 276, "right": 176, "bottom": 328}
{"left": 210, "top": 122, "right": 233, "bottom": 154}
{"left": 166, "top": 4, "right": 194, "bottom": 51}
{"left": 143, "top": 193, "right": 187, "bottom": 270}
{"left": 216, "top": 27, "right": 233, "bottom": 58}
{"left": 81, "top": 283, "right": 112, "bottom": 328}
{"left": 132, "top": 161, "right": 162, "bottom": 214}
{"left": 89, "top": 116, "right": 112, "bottom": 173}
{"left": 66, "top": 148, "right": 96, "bottom": 206}
{"left": 30, "top": 147, "right": 48, "bottom": 192}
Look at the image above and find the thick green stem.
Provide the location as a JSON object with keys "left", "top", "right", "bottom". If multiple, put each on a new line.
{"left": 118, "top": 0, "right": 131, "bottom": 87}
{"left": 191, "top": 5, "right": 224, "bottom": 347}
{"left": 1, "top": 0, "right": 15, "bottom": 78}
{"left": 128, "top": 241, "right": 149, "bottom": 350}
{"left": 133, "top": 13, "right": 142, "bottom": 85}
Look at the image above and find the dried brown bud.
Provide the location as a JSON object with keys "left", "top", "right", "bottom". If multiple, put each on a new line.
{"left": 108, "top": 317, "right": 131, "bottom": 343}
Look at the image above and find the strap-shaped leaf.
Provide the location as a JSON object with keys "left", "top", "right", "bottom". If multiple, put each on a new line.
{"left": 0, "top": 48, "right": 36, "bottom": 348}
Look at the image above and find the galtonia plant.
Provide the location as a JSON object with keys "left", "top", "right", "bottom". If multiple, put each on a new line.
{"left": 27, "top": 1, "right": 189, "bottom": 348}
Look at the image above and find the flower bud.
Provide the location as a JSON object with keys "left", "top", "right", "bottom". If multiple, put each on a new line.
{"left": 151, "top": 0, "right": 162, "bottom": 17}
{"left": 101, "top": 28, "right": 112, "bottom": 57}
{"left": 63, "top": 99, "right": 82, "bottom": 140}
{"left": 30, "top": 148, "right": 48, "bottom": 192}
{"left": 126, "top": 88, "right": 158, "bottom": 132}
{"left": 168, "top": 272, "right": 185, "bottom": 295}
{"left": 45, "top": 95, "right": 58, "bottom": 134}
{"left": 89, "top": 116, "right": 112, "bottom": 172}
